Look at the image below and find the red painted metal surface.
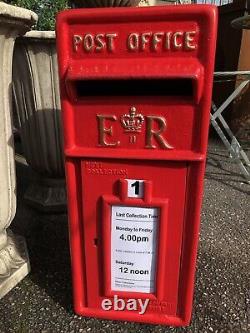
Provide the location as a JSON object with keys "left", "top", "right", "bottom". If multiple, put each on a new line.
{"left": 56, "top": 5, "right": 217, "bottom": 326}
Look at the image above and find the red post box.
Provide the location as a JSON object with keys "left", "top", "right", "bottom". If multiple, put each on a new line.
{"left": 56, "top": 5, "right": 217, "bottom": 326}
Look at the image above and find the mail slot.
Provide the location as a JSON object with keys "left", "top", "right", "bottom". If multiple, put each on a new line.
{"left": 56, "top": 5, "right": 217, "bottom": 326}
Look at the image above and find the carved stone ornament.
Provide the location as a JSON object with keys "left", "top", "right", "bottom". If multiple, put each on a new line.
{"left": 13, "top": 31, "right": 67, "bottom": 213}
{"left": 0, "top": 231, "right": 30, "bottom": 298}
{"left": 0, "top": 2, "right": 37, "bottom": 299}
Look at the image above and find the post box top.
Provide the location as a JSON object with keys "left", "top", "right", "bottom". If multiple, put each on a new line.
{"left": 57, "top": 5, "right": 217, "bottom": 25}
{"left": 56, "top": 5, "right": 217, "bottom": 79}
{"left": 56, "top": 5, "right": 217, "bottom": 160}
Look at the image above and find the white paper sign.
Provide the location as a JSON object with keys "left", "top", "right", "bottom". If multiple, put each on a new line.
{"left": 111, "top": 205, "right": 159, "bottom": 293}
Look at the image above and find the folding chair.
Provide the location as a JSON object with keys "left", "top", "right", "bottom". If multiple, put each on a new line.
{"left": 211, "top": 71, "right": 250, "bottom": 183}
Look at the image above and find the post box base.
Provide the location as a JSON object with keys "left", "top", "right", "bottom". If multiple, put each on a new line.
{"left": 24, "top": 174, "right": 67, "bottom": 213}
{"left": 0, "top": 231, "right": 30, "bottom": 299}
{"left": 74, "top": 306, "right": 189, "bottom": 326}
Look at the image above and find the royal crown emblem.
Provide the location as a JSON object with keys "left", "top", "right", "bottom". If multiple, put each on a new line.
{"left": 121, "top": 107, "right": 144, "bottom": 133}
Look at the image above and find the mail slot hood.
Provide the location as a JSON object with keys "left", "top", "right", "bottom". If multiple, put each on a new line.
{"left": 65, "top": 58, "right": 204, "bottom": 103}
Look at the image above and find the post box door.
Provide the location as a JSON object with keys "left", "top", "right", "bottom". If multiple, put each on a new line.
{"left": 81, "top": 159, "right": 187, "bottom": 316}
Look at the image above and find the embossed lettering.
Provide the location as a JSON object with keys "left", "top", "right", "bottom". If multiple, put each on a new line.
{"left": 97, "top": 115, "right": 120, "bottom": 147}
{"left": 127, "top": 33, "right": 139, "bottom": 51}
{"left": 173, "top": 32, "right": 183, "bottom": 49}
{"left": 106, "top": 33, "right": 118, "bottom": 52}
{"left": 141, "top": 32, "right": 152, "bottom": 50}
{"left": 97, "top": 114, "right": 173, "bottom": 149}
{"left": 126, "top": 31, "right": 197, "bottom": 52}
{"left": 74, "top": 30, "right": 197, "bottom": 53}
{"left": 84, "top": 34, "right": 94, "bottom": 52}
{"left": 73, "top": 35, "right": 83, "bottom": 52}
{"left": 145, "top": 116, "right": 173, "bottom": 149}
{"left": 95, "top": 33, "right": 105, "bottom": 51}
{"left": 165, "top": 32, "right": 172, "bottom": 50}
{"left": 129, "top": 135, "right": 137, "bottom": 144}
{"left": 185, "top": 31, "right": 196, "bottom": 50}
{"left": 73, "top": 33, "right": 117, "bottom": 53}
{"left": 152, "top": 32, "right": 164, "bottom": 51}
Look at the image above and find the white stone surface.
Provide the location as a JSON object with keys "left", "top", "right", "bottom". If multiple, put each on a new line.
{"left": 0, "top": 2, "right": 37, "bottom": 299}
{"left": 0, "top": 231, "right": 30, "bottom": 299}
{"left": 139, "top": 0, "right": 157, "bottom": 5}
{"left": 24, "top": 30, "right": 55, "bottom": 39}
{"left": 0, "top": 2, "right": 37, "bottom": 24}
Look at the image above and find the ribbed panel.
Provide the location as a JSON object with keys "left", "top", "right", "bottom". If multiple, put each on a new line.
{"left": 13, "top": 36, "right": 64, "bottom": 178}
{"left": 0, "top": 28, "right": 16, "bottom": 235}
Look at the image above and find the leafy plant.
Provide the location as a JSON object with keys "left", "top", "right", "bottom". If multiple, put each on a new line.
{"left": 4, "top": 0, "right": 69, "bottom": 30}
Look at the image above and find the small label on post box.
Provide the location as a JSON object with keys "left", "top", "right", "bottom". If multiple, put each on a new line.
{"left": 111, "top": 205, "right": 159, "bottom": 293}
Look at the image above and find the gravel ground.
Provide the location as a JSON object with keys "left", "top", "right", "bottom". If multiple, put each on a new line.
{"left": 0, "top": 138, "right": 249, "bottom": 333}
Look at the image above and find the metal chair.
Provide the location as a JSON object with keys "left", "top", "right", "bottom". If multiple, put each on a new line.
{"left": 211, "top": 71, "right": 250, "bottom": 183}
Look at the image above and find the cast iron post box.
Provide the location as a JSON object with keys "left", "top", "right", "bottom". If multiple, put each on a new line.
{"left": 56, "top": 5, "right": 217, "bottom": 326}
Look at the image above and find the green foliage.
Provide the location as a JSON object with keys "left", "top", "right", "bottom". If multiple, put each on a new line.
{"left": 5, "top": 0, "right": 69, "bottom": 30}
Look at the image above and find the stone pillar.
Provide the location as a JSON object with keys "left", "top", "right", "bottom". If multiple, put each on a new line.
{"left": 13, "top": 31, "right": 66, "bottom": 213}
{"left": 0, "top": 3, "right": 37, "bottom": 299}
